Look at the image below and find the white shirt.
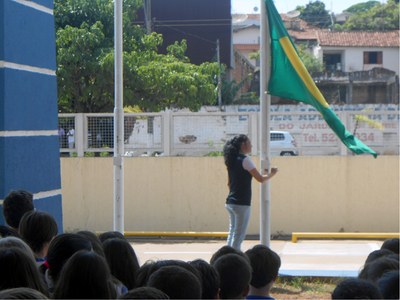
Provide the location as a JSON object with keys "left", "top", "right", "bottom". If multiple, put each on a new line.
{"left": 242, "top": 156, "right": 256, "bottom": 172}
{"left": 67, "top": 129, "right": 75, "bottom": 143}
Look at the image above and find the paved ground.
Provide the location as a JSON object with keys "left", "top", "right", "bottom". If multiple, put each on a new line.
{"left": 129, "top": 238, "right": 383, "bottom": 277}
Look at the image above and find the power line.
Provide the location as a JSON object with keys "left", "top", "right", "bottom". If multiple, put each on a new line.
{"left": 151, "top": 18, "right": 232, "bottom": 23}
{"left": 151, "top": 20, "right": 220, "bottom": 45}
{"left": 155, "top": 23, "right": 231, "bottom": 28}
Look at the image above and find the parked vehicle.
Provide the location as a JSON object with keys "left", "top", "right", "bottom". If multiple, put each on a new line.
{"left": 270, "top": 131, "right": 298, "bottom": 156}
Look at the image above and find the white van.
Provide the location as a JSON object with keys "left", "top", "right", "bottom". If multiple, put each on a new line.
{"left": 270, "top": 131, "right": 298, "bottom": 156}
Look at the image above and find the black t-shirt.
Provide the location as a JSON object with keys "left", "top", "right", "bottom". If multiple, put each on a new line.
{"left": 226, "top": 154, "right": 253, "bottom": 206}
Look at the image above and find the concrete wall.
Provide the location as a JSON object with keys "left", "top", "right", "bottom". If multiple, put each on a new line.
{"left": 61, "top": 156, "right": 399, "bottom": 235}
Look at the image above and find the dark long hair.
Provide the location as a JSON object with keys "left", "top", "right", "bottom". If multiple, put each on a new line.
{"left": 19, "top": 211, "right": 58, "bottom": 254}
{"left": 53, "top": 251, "right": 114, "bottom": 299}
{"left": 103, "top": 238, "right": 140, "bottom": 290}
{"left": 41, "top": 233, "right": 92, "bottom": 283}
{"left": 0, "top": 247, "right": 48, "bottom": 296}
{"left": 223, "top": 134, "right": 249, "bottom": 169}
{"left": 76, "top": 230, "right": 105, "bottom": 258}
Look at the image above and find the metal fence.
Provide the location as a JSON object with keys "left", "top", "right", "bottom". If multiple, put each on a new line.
{"left": 58, "top": 109, "right": 399, "bottom": 157}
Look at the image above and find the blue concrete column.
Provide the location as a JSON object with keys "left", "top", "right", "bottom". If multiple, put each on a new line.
{"left": 0, "top": 0, "right": 63, "bottom": 231}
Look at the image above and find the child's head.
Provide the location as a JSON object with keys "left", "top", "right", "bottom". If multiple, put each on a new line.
{"left": 332, "top": 278, "right": 382, "bottom": 299}
{"left": 381, "top": 238, "right": 399, "bottom": 255}
{"left": 19, "top": 210, "right": 58, "bottom": 256}
{"left": 212, "top": 253, "right": 252, "bottom": 299}
{"left": 147, "top": 265, "right": 202, "bottom": 299}
{"left": 3, "top": 190, "right": 34, "bottom": 229}
{"left": 45, "top": 233, "right": 92, "bottom": 282}
{"left": 245, "top": 244, "right": 281, "bottom": 289}
{"left": 189, "top": 259, "right": 220, "bottom": 299}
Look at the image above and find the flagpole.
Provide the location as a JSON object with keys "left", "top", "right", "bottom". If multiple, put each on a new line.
{"left": 260, "top": 0, "right": 272, "bottom": 247}
{"left": 114, "top": 0, "right": 124, "bottom": 233}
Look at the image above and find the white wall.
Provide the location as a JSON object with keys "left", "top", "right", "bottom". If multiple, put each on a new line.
{"left": 125, "top": 105, "right": 399, "bottom": 156}
{"left": 322, "top": 46, "right": 400, "bottom": 74}
{"left": 233, "top": 27, "right": 259, "bottom": 45}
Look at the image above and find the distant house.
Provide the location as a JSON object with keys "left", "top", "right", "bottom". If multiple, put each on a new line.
{"left": 335, "top": 12, "right": 353, "bottom": 25}
{"left": 232, "top": 13, "right": 399, "bottom": 104}
{"left": 232, "top": 14, "right": 260, "bottom": 94}
{"left": 233, "top": 14, "right": 260, "bottom": 66}
{"left": 316, "top": 31, "right": 399, "bottom": 74}
{"left": 314, "top": 31, "right": 399, "bottom": 104}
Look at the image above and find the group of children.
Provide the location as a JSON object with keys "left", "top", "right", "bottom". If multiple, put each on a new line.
{"left": 332, "top": 238, "right": 399, "bottom": 299}
{"left": 0, "top": 189, "right": 398, "bottom": 299}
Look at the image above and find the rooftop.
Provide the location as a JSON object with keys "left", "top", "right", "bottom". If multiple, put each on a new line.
{"left": 317, "top": 30, "right": 400, "bottom": 47}
{"left": 232, "top": 13, "right": 400, "bottom": 47}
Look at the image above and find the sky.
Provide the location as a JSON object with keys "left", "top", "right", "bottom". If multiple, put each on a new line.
{"left": 232, "top": 0, "right": 387, "bottom": 14}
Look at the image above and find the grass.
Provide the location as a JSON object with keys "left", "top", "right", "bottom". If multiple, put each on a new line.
{"left": 271, "top": 276, "right": 342, "bottom": 299}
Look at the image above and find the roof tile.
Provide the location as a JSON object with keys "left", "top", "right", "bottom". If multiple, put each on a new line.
{"left": 317, "top": 31, "right": 400, "bottom": 47}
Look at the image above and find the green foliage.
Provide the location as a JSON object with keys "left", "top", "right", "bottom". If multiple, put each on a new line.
{"left": 124, "top": 105, "right": 142, "bottom": 112}
{"left": 299, "top": 1, "right": 331, "bottom": 28}
{"left": 342, "top": 1, "right": 399, "bottom": 30}
{"left": 55, "top": 0, "right": 219, "bottom": 113}
{"left": 297, "top": 46, "right": 323, "bottom": 74}
{"left": 167, "top": 40, "right": 190, "bottom": 63}
{"left": 221, "top": 77, "right": 250, "bottom": 105}
{"left": 84, "top": 152, "right": 95, "bottom": 157}
{"left": 99, "top": 151, "right": 110, "bottom": 157}
{"left": 344, "top": 1, "right": 380, "bottom": 13}
{"left": 205, "top": 151, "right": 223, "bottom": 157}
{"left": 248, "top": 51, "right": 260, "bottom": 61}
{"left": 57, "top": 22, "right": 110, "bottom": 112}
{"left": 236, "top": 92, "right": 259, "bottom": 104}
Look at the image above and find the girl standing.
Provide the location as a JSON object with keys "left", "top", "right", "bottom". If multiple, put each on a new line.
{"left": 223, "top": 134, "right": 278, "bottom": 250}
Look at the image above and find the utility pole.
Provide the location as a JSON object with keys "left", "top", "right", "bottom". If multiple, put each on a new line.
{"left": 144, "top": 0, "right": 152, "bottom": 34}
{"left": 217, "top": 39, "right": 222, "bottom": 109}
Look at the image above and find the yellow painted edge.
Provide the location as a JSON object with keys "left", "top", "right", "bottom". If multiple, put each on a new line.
{"left": 291, "top": 232, "right": 400, "bottom": 243}
{"left": 123, "top": 231, "right": 229, "bottom": 238}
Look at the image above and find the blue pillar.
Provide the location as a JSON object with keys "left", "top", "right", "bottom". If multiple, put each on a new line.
{"left": 0, "top": 0, "right": 63, "bottom": 231}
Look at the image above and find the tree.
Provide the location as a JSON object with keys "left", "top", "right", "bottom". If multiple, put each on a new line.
{"left": 344, "top": 1, "right": 380, "bottom": 13}
{"left": 220, "top": 67, "right": 252, "bottom": 105}
{"left": 299, "top": 1, "right": 332, "bottom": 28}
{"left": 55, "top": 0, "right": 219, "bottom": 113}
{"left": 124, "top": 36, "right": 219, "bottom": 111}
{"left": 57, "top": 22, "right": 111, "bottom": 112}
{"left": 297, "top": 45, "right": 323, "bottom": 74}
{"left": 342, "top": 0, "right": 399, "bottom": 31}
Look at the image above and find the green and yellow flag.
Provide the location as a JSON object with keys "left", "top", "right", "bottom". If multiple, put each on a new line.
{"left": 264, "top": 0, "right": 377, "bottom": 158}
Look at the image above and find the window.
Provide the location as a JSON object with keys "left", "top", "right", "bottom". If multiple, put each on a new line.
{"left": 363, "top": 51, "right": 383, "bottom": 64}
{"left": 323, "top": 53, "right": 342, "bottom": 72}
{"left": 270, "top": 133, "right": 284, "bottom": 141}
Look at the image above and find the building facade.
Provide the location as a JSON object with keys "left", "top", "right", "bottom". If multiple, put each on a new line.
{"left": 232, "top": 13, "right": 400, "bottom": 104}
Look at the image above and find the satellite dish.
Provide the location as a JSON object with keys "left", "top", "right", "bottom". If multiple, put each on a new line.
{"left": 253, "top": 6, "right": 259, "bottom": 12}
{"left": 286, "top": 10, "right": 300, "bottom": 18}
{"left": 232, "top": 14, "right": 248, "bottom": 24}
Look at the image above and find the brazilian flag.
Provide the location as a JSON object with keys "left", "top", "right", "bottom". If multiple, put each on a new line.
{"left": 264, "top": 0, "right": 377, "bottom": 158}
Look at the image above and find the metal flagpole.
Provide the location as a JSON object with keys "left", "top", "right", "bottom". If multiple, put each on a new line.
{"left": 114, "top": 0, "right": 124, "bottom": 233}
{"left": 260, "top": 0, "right": 272, "bottom": 247}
